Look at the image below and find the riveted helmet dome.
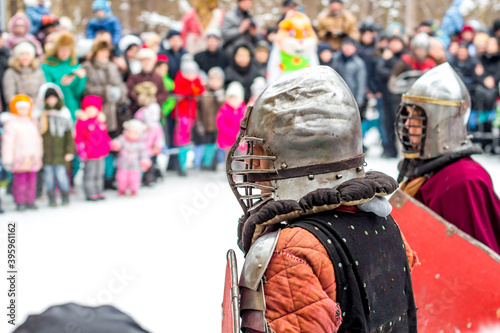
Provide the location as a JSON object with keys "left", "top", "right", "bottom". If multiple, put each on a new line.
{"left": 396, "top": 62, "right": 472, "bottom": 160}
{"left": 227, "top": 66, "right": 366, "bottom": 215}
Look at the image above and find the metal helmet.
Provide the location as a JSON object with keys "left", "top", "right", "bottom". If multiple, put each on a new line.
{"left": 395, "top": 62, "right": 472, "bottom": 160}
{"left": 226, "top": 66, "right": 365, "bottom": 216}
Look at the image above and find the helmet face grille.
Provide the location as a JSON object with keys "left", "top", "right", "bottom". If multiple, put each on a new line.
{"left": 396, "top": 104, "right": 427, "bottom": 158}
{"left": 226, "top": 129, "right": 277, "bottom": 216}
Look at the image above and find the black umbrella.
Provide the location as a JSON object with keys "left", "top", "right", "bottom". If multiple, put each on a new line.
{"left": 13, "top": 303, "right": 150, "bottom": 333}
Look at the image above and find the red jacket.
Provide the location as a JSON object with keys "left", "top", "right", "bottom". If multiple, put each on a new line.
{"left": 173, "top": 72, "right": 205, "bottom": 119}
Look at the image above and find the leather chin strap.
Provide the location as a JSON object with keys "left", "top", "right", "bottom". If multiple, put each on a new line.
{"left": 247, "top": 154, "right": 365, "bottom": 182}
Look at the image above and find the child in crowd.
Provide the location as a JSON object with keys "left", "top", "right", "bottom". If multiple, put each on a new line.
{"left": 38, "top": 84, "right": 73, "bottom": 206}
{"left": 195, "top": 67, "right": 225, "bottom": 171}
{"left": 74, "top": 95, "right": 111, "bottom": 201}
{"left": 173, "top": 55, "right": 205, "bottom": 176}
{"left": 154, "top": 54, "right": 176, "bottom": 125}
{"left": 1, "top": 95, "right": 43, "bottom": 211}
{"left": 133, "top": 82, "right": 163, "bottom": 185}
{"left": 216, "top": 82, "right": 246, "bottom": 153}
{"left": 247, "top": 76, "right": 267, "bottom": 106}
{"left": 5, "top": 12, "right": 43, "bottom": 57}
{"left": 111, "top": 119, "right": 151, "bottom": 196}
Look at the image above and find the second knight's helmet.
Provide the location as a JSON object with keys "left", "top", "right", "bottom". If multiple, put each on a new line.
{"left": 395, "top": 62, "right": 472, "bottom": 160}
{"left": 226, "top": 66, "right": 366, "bottom": 216}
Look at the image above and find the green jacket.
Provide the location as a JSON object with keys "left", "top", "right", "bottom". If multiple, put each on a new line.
{"left": 162, "top": 75, "right": 176, "bottom": 117}
{"left": 41, "top": 57, "right": 87, "bottom": 122}
{"left": 42, "top": 108, "right": 74, "bottom": 166}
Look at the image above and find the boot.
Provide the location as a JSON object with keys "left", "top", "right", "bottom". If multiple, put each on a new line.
{"left": 48, "top": 191, "right": 57, "bottom": 207}
{"left": 104, "top": 179, "right": 117, "bottom": 190}
{"left": 16, "top": 204, "right": 26, "bottom": 212}
{"left": 61, "top": 191, "right": 70, "bottom": 206}
{"left": 26, "top": 203, "right": 38, "bottom": 210}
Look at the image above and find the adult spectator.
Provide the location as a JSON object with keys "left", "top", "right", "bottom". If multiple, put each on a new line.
{"left": 224, "top": 44, "right": 259, "bottom": 103}
{"left": 0, "top": 30, "right": 10, "bottom": 111}
{"left": 277, "top": 0, "right": 298, "bottom": 26}
{"left": 126, "top": 48, "right": 168, "bottom": 115}
{"left": 2, "top": 41, "right": 45, "bottom": 107}
{"left": 449, "top": 42, "right": 477, "bottom": 92}
{"left": 376, "top": 35, "right": 406, "bottom": 158}
{"left": 316, "top": 0, "right": 359, "bottom": 51}
{"left": 41, "top": 32, "right": 87, "bottom": 121}
{"left": 24, "top": 0, "right": 52, "bottom": 34}
{"left": 194, "top": 31, "right": 230, "bottom": 74}
{"left": 118, "top": 34, "right": 142, "bottom": 81}
{"left": 159, "top": 30, "right": 188, "bottom": 81}
{"left": 480, "top": 37, "right": 500, "bottom": 83}
{"left": 86, "top": 0, "right": 122, "bottom": 47}
{"left": 332, "top": 38, "right": 366, "bottom": 108}
{"left": 81, "top": 41, "right": 127, "bottom": 136}
{"left": 493, "top": 19, "right": 500, "bottom": 43}
{"left": 221, "top": 0, "right": 258, "bottom": 54}
{"left": 253, "top": 41, "right": 269, "bottom": 77}
{"left": 181, "top": 0, "right": 224, "bottom": 55}
{"left": 357, "top": 22, "right": 380, "bottom": 105}
{"left": 390, "top": 32, "right": 436, "bottom": 82}
{"left": 416, "top": 20, "right": 434, "bottom": 36}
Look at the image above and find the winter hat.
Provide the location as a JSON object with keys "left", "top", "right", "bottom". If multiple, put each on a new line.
{"left": 13, "top": 41, "right": 36, "bottom": 58}
{"left": 123, "top": 118, "right": 147, "bottom": 134}
{"left": 10, "top": 94, "right": 33, "bottom": 117}
{"left": 166, "top": 29, "right": 181, "bottom": 40}
{"left": 255, "top": 40, "right": 270, "bottom": 52}
{"left": 206, "top": 29, "right": 222, "bottom": 40}
{"left": 76, "top": 38, "right": 94, "bottom": 59}
{"left": 81, "top": 95, "right": 103, "bottom": 112}
{"left": 329, "top": 0, "right": 343, "bottom": 3}
{"left": 225, "top": 81, "right": 245, "bottom": 102}
{"left": 341, "top": 37, "right": 357, "bottom": 47}
{"left": 119, "top": 34, "right": 142, "bottom": 53}
{"left": 318, "top": 42, "right": 333, "bottom": 53}
{"left": 180, "top": 55, "right": 199, "bottom": 75}
{"left": 92, "top": 0, "right": 111, "bottom": 13}
{"left": 156, "top": 54, "right": 169, "bottom": 64}
{"left": 208, "top": 66, "right": 225, "bottom": 80}
{"left": 8, "top": 13, "right": 31, "bottom": 36}
{"left": 44, "top": 88, "right": 59, "bottom": 99}
{"left": 137, "top": 48, "right": 157, "bottom": 61}
{"left": 250, "top": 76, "right": 267, "bottom": 97}
{"left": 59, "top": 16, "right": 74, "bottom": 32}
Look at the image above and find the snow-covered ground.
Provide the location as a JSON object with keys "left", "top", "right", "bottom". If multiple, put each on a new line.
{"left": 0, "top": 132, "right": 499, "bottom": 332}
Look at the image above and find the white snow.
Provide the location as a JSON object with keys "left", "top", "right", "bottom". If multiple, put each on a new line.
{"left": 0, "top": 136, "right": 499, "bottom": 332}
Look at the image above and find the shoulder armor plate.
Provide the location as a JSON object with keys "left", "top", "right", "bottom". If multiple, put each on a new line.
{"left": 239, "top": 230, "right": 280, "bottom": 291}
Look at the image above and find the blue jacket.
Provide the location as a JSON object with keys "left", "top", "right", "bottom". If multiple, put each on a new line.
{"left": 25, "top": 5, "right": 51, "bottom": 34}
{"left": 86, "top": 15, "right": 123, "bottom": 46}
{"left": 438, "top": 0, "right": 464, "bottom": 48}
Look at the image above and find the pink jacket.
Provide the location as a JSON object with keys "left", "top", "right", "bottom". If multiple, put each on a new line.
{"left": 1, "top": 114, "right": 43, "bottom": 173}
{"left": 134, "top": 106, "right": 163, "bottom": 156}
{"left": 216, "top": 101, "right": 246, "bottom": 150}
{"left": 74, "top": 112, "right": 111, "bottom": 161}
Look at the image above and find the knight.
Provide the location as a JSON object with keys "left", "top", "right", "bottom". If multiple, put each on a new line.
{"left": 396, "top": 62, "right": 500, "bottom": 255}
{"left": 226, "top": 66, "right": 418, "bottom": 332}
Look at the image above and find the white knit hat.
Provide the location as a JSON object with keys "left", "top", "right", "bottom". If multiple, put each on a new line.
{"left": 13, "top": 41, "right": 36, "bottom": 59}
{"left": 137, "top": 48, "right": 157, "bottom": 61}
{"left": 123, "top": 118, "right": 147, "bottom": 133}
{"left": 225, "top": 81, "right": 245, "bottom": 102}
